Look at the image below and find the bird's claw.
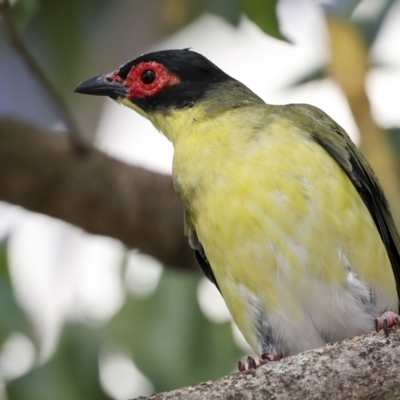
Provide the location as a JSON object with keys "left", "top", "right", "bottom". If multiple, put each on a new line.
{"left": 259, "top": 352, "right": 272, "bottom": 365}
{"left": 246, "top": 356, "right": 257, "bottom": 369}
{"left": 374, "top": 311, "right": 400, "bottom": 337}
{"left": 238, "top": 352, "right": 280, "bottom": 371}
{"left": 238, "top": 360, "right": 246, "bottom": 372}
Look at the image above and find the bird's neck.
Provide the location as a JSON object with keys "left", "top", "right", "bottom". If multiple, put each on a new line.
{"left": 147, "top": 81, "right": 265, "bottom": 145}
{"left": 148, "top": 105, "right": 208, "bottom": 144}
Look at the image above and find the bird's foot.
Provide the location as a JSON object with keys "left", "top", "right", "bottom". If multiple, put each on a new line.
{"left": 238, "top": 352, "right": 281, "bottom": 372}
{"left": 374, "top": 311, "right": 400, "bottom": 337}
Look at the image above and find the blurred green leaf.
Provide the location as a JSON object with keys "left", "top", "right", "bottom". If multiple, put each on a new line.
{"left": 0, "top": 242, "right": 30, "bottom": 344}
{"left": 12, "top": 0, "right": 40, "bottom": 26}
{"left": 289, "top": 66, "right": 326, "bottom": 88}
{"left": 321, "top": 0, "right": 396, "bottom": 49}
{"left": 207, "top": 0, "right": 242, "bottom": 26}
{"left": 22, "top": 0, "right": 111, "bottom": 94}
{"left": 352, "top": 0, "right": 397, "bottom": 47}
{"left": 5, "top": 268, "right": 242, "bottom": 398}
{"left": 242, "top": 0, "right": 286, "bottom": 41}
{"left": 7, "top": 324, "right": 110, "bottom": 400}
{"left": 385, "top": 127, "right": 400, "bottom": 158}
{"left": 105, "top": 269, "right": 241, "bottom": 392}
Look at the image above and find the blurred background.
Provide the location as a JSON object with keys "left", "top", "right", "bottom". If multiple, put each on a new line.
{"left": 0, "top": 0, "right": 400, "bottom": 398}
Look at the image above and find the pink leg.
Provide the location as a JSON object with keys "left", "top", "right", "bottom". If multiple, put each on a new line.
{"left": 374, "top": 311, "right": 400, "bottom": 337}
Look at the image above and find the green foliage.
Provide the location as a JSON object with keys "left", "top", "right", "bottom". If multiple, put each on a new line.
{"left": 322, "top": 0, "right": 397, "bottom": 47}
{"left": 207, "top": 0, "right": 242, "bottom": 26}
{"left": 289, "top": 66, "right": 326, "bottom": 88}
{"left": 352, "top": 0, "right": 397, "bottom": 47}
{"left": 206, "top": 0, "right": 285, "bottom": 41}
{"left": 287, "top": 0, "right": 398, "bottom": 88}
{"left": 386, "top": 128, "right": 400, "bottom": 158}
{"left": 241, "top": 0, "right": 285, "bottom": 41}
{"left": 0, "top": 242, "right": 30, "bottom": 344}
{"left": 13, "top": 0, "right": 111, "bottom": 94}
{"left": 3, "top": 264, "right": 241, "bottom": 399}
{"left": 11, "top": 0, "right": 40, "bottom": 26}
{"left": 7, "top": 325, "right": 110, "bottom": 400}
{"left": 105, "top": 269, "right": 241, "bottom": 392}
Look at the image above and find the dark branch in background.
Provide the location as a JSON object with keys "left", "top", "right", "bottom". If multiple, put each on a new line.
{"left": 0, "top": 118, "right": 197, "bottom": 271}
{"left": 0, "top": 0, "right": 90, "bottom": 153}
{"left": 0, "top": 0, "right": 196, "bottom": 270}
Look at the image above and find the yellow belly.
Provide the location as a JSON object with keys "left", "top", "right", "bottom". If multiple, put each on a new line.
{"left": 173, "top": 118, "right": 398, "bottom": 355}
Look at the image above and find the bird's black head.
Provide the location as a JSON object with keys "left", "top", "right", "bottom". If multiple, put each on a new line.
{"left": 75, "top": 49, "right": 233, "bottom": 113}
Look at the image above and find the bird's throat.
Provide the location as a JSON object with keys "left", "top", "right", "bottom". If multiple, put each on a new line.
{"left": 148, "top": 106, "right": 209, "bottom": 145}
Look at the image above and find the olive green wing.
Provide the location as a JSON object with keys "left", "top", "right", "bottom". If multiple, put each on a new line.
{"left": 289, "top": 103, "right": 400, "bottom": 302}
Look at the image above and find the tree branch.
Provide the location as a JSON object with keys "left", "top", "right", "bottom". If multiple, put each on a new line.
{"left": 0, "top": 0, "right": 90, "bottom": 153}
{"left": 134, "top": 327, "right": 400, "bottom": 399}
{"left": 0, "top": 118, "right": 196, "bottom": 270}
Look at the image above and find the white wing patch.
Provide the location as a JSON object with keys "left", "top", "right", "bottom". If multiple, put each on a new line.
{"left": 338, "top": 249, "right": 372, "bottom": 305}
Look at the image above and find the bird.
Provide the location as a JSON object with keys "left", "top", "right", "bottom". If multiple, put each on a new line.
{"left": 75, "top": 49, "right": 400, "bottom": 370}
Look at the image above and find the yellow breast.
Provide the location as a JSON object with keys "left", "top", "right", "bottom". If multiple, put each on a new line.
{"left": 166, "top": 106, "right": 398, "bottom": 354}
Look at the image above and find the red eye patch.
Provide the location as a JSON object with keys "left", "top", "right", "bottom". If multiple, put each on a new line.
{"left": 107, "top": 61, "right": 180, "bottom": 100}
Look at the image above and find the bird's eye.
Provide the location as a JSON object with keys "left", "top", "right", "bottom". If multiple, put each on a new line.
{"left": 141, "top": 70, "right": 156, "bottom": 85}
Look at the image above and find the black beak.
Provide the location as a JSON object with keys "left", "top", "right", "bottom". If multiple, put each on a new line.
{"left": 74, "top": 73, "right": 127, "bottom": 98}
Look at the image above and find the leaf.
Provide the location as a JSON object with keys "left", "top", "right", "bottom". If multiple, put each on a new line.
{"left": 207, "top": 0, "right": 242, "bottom": 26}
{"left": 0, "top": 242, "right": 30, "bottom": 344}
{"left": 242, "top": 0, "right": 286, "bottom": 41}
{"left": 351, "top": 0, "right": 397, "bottom": 47}
{"left": 289, "top": 66, "right": 326, "bottom": 88}
{"left": 11, "top": 0, "right": 41, "bottom": 26}
{"left": 385, "top": 128, "right": 400, "bottom": 158}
